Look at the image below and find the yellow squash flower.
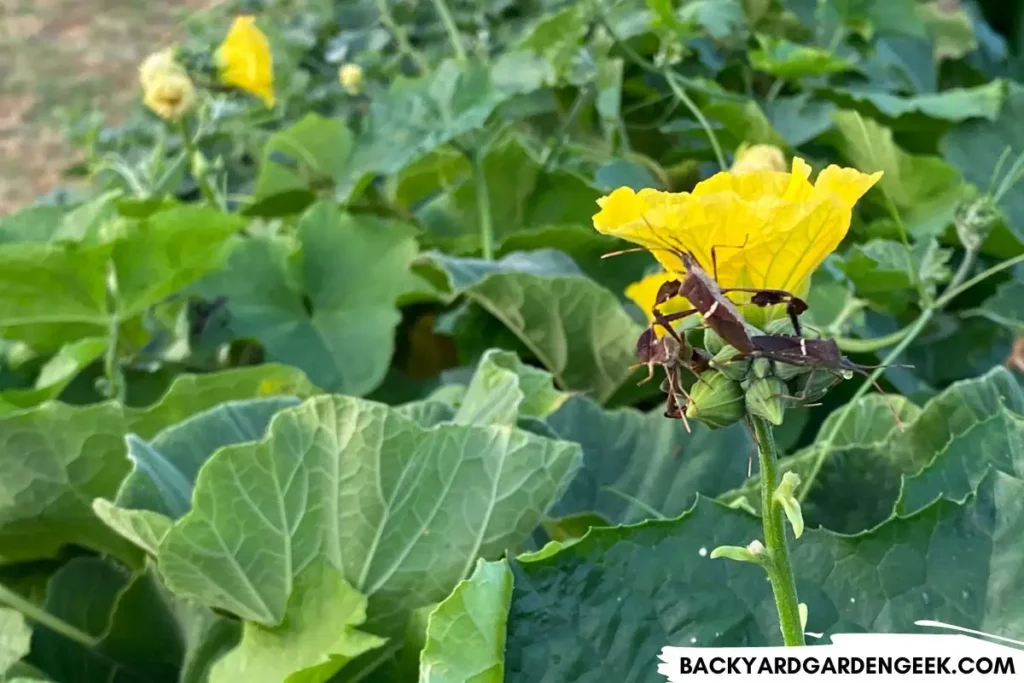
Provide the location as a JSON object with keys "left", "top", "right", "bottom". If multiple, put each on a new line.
{"left": 339, "top": 63, "right": 363, "bottom": 95}
{"left": 731, "top": 143, "right": 787, "bottom": 173}
{"left": 216, "top": 16, "right": 275, "bottom": 107}
{"left": 599, "top": 158, "right": 882, "bottom": 313}
{"left": 139, "top": 49, "right": 196, "bottom": 120}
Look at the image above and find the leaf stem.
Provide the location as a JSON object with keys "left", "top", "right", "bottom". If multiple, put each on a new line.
{"left": 376, "top": 0, "right": 430, "bottom": 74}
{"left": 430, "top": 0, "right": 468, "bottom": 62}
{"left": 934, "top": 250, "right": 1024, "bottom": 309}
{"left": 751, "top": 416, "right": 805, "bottom": 646}
{"left": 178, "top": 119, "right": 218, "bottom": 207}
{"left": 473, "top": 150, "right": 494, "bottom": 260}
{"left": 0, "top": 581, "right": 99, "bottom": 649}
{"left": 598, "top": 16, "right": 726, "bottom": 170}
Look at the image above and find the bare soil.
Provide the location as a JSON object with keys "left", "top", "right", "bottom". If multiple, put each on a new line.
{"left": 0, "top": 0, "right": 213, "bottom": 214}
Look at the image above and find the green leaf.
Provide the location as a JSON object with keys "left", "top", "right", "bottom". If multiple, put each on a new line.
{"left": 250, "top": 113, "right": 354, "bottom": 214}
{"left": 972, "top": 280, "right": 1024, "bottom": 332}
{"left": 832, "top": 110, "right": 962, "bottom": 227}
{"left": 350, "top": 60, "right": 511, "bottom": 176}
{"left": 918, "top": 0, "right": 978, "bottom": 60}
{"left": 942, "top": 82, "right": 1024, "bottom": 244}
{"left": 505, "top": 470, "right": 1024, "bottom": 677}
{"left": 0, "top": 337, "right": 106, "bottom": 414}
{"left": 32, "top": 558, "right": 183, "bottom": 683}
{"left": 455, "top": 349, "right": 569, "bottom": 426}
{"left": 201, "top": 202, "right": 426, "bottom": 396}
{"left": 112, "top": 206, "right": 246, "bottom": 318}
{"left": 118, "top": 396, "right": 301, "bottom": 519}
{"left": 547, "top": 396, "right": 752, "bottom": 524}
{"left": 899, "top": 406, "right": 1024, "bottom": 515}
{"left": 429, "top": 253, "right": 644, "bottom": 402}
{"left": 497, "top": 225, "right": 651, "bottom": 296}
{"left": 91, "top": 501, "right": 172, "bottom": 557}
{"left": 0, "top": 364, "right": 312, "bottom": 563}
{"left": 209, "top": 561, "right": 386, "bottom": 683}
{"left": 762, "top": 94, "right": 836, "bottom": 147}
{"left": 703, "top": 98, "right": 786, "bottom": 149}
{"left": 420, "top": 559, "right": 512, "bottom": 683}
{"left": 0, "top": 240, "right": 112, "bottom": 348}
{"left": 0, "top": 608, "right": 31, "bottom": 676}
{"left": 833, "top": 81, "right": 1004, "bottom": 122}
{"left": 157, "top": 395, "right": 581, "bottom": 634}
{"left": 750, "top": 36, "right": 853, "bottom": 78}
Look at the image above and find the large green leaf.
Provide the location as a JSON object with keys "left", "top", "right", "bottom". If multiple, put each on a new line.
{"left": 941, "top": 82, "right": 1024, "bottom": 242}
{"left": 111, "top": 206, "right": 246, "bottom": 319}
{"left": 0, "top": 608, "right": 31, "bottom": 676}
{"left": 31, "top": 559, "right": 183, "bottom": 683}
{"left": 716, "top": 368, "right": 1022, "bottom": 534}
{"left": 419, "top": 559, "right": 512, "bottom": 683}
{"left": 973, "top": 280, "right": 1024, "bottom": 331}
{"left": 0, "top": 240, "right": 112, "bottom": 348}
{"left": 250, "top": 113, "right": 354, "bottom": 216}
{"left": 454, "top": 349, "right": 568, "bottom": 427}
{"left": 831, "top": 110, "right": 962, "bottom": 233}
{"left": 749, "top": 36, "right": 853, "bottom": 78}
{"left": 762, "top": 94, "right": 836, "bottom": 147}
{"left": 209, "top": 561, "right": 385, "bottom": 683}
{"left": 429, "top": 252, "right": 644, "bottom": 402}
{"left": 350, "top": 60, "right": 512, "bottom": 176}
{"left": 899, "top": 406, "right": 1024, "bottom": 514}
{"left": 0, "top": 365, "right": 312, "bottom": 564}
{"left": 833, "top": 81, "right": 1004, "bottom": 122}
{"left": 506, "top": 471, "right": 1024, "bottom": 681}
{"left": 201, "top": 202, "right": 427, "bottom": 396}
{"left": 118, "top": 396, "right": 301, "bottom": 519}
{"left": 546, "top": 396, "right": 752, "bottom": 524}
{"left": 157, "top": 395, "right": 581, "bottom": 635}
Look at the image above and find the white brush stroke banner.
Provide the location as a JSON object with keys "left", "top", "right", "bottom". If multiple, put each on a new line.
{"left": 658, "top": 622, "right": 1024, "bottom": 681}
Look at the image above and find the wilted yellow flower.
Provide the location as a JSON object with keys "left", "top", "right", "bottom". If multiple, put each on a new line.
{"left": 142, "top": 67, "right": 196, "bottom": 121}
{"left": 731, "top": 144, "right": 787, "bottom": 173}
{"left": 139, "top": 48, "right": 184, "bottom": 90}
{"left": 596, "top": 158, "right": 882, "bottom": 302}
{"left": 216, "top": 16, "right": 275, "bottom": 107}
{"left": 339, "top": 63, "right": 363, "bottom": 95}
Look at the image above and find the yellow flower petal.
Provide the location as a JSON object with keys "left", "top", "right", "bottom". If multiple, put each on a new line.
{"left": 216, "top": 16, "right": 275, "bottom": 107}
{"left": 594, "top": 157, "right": 882, "bottom": 319}
{"left": 339, "top": 63, "right": 363, "bottom": 95}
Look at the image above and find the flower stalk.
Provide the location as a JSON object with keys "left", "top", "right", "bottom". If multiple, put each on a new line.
{"left": 751, "top": 415, "right": 805, "bottom": 646}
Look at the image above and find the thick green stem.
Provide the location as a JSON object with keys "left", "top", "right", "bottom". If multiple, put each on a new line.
{"left": 430, "top": 0, "right": 467, "bottom": 62}
{"left": 751, "top": 416, "right": 805, "bottom": 646}
{"left": 473, "top": 152, "right": 494, "bottom": 260}
{"left": 0, "top": 581, "right": 98, "bottom": 648}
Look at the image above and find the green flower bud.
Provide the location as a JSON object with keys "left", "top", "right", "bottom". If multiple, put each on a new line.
{"left": 686, "top": 370, "right": 745, "bottom": 429}
{"left": 709, "top": 344, "right": 750, "bottom": 381}
{"left": 710, "top": 539, "right": 765, "bottom": 564}
{"left": 799, "top": 603, "right": 809, "bottom": 631}
{"left": 763, "top": 316, "right": 800, "bottom": 336}
{"left": 752, "top": 357, "right": 774, "bottom": 379}
{"left": 772, "top": 357, "right": 810, "bottom": 381}
{"left": 745, "top": 376, "right": 787, "bottom": 425}
{"left": 703, "top": 327, "right": 725, "bottom": 355}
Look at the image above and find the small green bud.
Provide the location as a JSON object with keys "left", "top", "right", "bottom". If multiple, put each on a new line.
{"left": 773, "top": 471, "right": 804, "bottom": 538}
{"left": 799, "top": 603, "right": 809, "bottom": 631}
{"left": 752, "top": 357, "right": 774, "bottom": 379}
{"left": 709, "top": 344, "right": 750, "bottom": 381}
{"left": 710, "top": 539, "right": 765, "bottom": 564}
{"left": 773, "top": 357, "right": 810, "bottom": 381}
{"left": 763, "top": 317, "right": 798, "bottom": 336}
{"left": 685, "top": 370, "right": 745, "bottom": 429}
{"left": 745, "top": 377, "right": 787, "bottom": 425}
{"left": 191, "top": 150, "right": 209, "bottom": 178}
{"left": 703, "top": 327, "right": 725, "bottom": 355}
